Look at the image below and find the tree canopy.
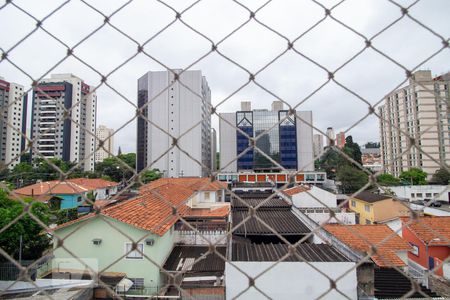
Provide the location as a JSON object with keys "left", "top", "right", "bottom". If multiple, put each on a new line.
{"left": 376, "top": 173, "right": 401, "bottom": 186}
{"left": 399, "top": 168, "right": 428, "bottom": 185}
{"left": 0, "top": 190, "right": 51, "bottom": 261}
{"left": 431, "top": 168, "right": 450, "bottom": 185}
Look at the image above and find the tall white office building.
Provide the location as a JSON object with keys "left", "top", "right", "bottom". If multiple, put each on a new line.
{"left": 313, "top": 134, "right": 324, "bottom": 158}
{"left": 95, "top": 125, "right": 114, "bottom": 162}
{"left": 379, "top": 70, "right": 450, "bottom": 177}
{"left": 31, "top": 74, "right": 97, "bottom": 171}
{"left": 137, "top": 69, "right": 212, "bottom": 177}
{"left": 0, "top": 77, "right": 27, "bottom": 169}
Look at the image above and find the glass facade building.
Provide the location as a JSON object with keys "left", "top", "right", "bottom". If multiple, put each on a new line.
{"left": 236, "top": 110, "right": 298, "bottom": 170}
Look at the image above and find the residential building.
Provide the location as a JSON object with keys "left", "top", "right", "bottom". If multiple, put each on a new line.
{"left": 0, "top": 77, "right": 27, "bottom": 169}
{"left": 14, "top": 178, "right": 119, "bottom": 209}
{"left": 379, "top": 70, "right": 450, "bottom": 178}
{"left": 348, "top": 191, "right": 410, "bottom": 224}
{"left": 51, "top": 177, "right": 229, "bottom": 295}
{"left": 281, "top": 185, "right": 356, "bottom": 225}
{"left": 326, "top": 127, "right": 335, "bottom": 147}
{"left": 321, "top": 224, "right": 438, "bottom": 299}
{"left": 385, "top": 184, "right": 449, "bottom": 203}
{"left": 217, "top": 171, "right": 326, "bottom": 186}
{"left": 95, "top": 125, "right": 114, "bottom": 162}
{"left": 137, "top": 70, "right": 212, "bottom": 177}
{"left": 335, "top": 131, "right": 346, "bottom": 148}
{"left": 362, "top": 147, "right": 382, "bottom": 172}
{"left": 31, "top": 74, "right": 97, "bottom": 171}
{"left": 313, "top": 133, "right": 324, "bottom": 158}
{"left": 401, "top": 217, "right": 450, "bottom": 280}
{"left": 219, "top": 101, "right": 314, "bottom": 172}
{"left": 240, "top": 101, "right": 251, "bottom": 111}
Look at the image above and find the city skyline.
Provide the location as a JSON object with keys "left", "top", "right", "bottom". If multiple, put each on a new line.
{"left": 1, "top": 1, "right": 449, "bottom": 155}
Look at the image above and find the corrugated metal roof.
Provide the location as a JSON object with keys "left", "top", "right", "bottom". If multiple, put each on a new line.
{"left": 232, "top": 197, "right": 291, "bottom": 210}
{"left": 232, "top": 210, "right": 310, "bottom": 235}
{"left": 232, "top": 243, "right": 349, "bottom": 262}
{"left": 163, "top": 246, "right": 226, "bottom": 273}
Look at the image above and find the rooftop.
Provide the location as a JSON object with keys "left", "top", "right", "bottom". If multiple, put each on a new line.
{"left": 55, "top": 183, "right": 193, "bottom": 236}
{"left": 403, "top": 216, "right": 450, "bottom": 246}
{"left": 232, "top": 243, "right": 349, "bottom": 262}
{"left": 352, "top": 191, "right": 392, "bottom": 203}
{"left": 232, "top": 197, "right": 291, "bottom": 210}
{"left": 232, "top": 209, "right": 310, "bottom": 235}
{"left": 14, "top": 178, "right": 119, "bottom": 197}
{"left": 281, "top": 185, "right": 310, "bottom": 197}
{"left": 163, "top": 246, "right": 226, "bottom": 273}
{"left": 324, "top": 224, "right": 411, "bottom": 267}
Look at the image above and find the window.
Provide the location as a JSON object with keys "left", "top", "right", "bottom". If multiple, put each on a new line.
{"left": 351, "top": 200, "right": 356, "bottom": 207}
{"left": 410, "top": 243, "right": 419, "bottom": 256}
{"left": 125, "top": 243, "right": 144, "bottom": 259}
{"left": 365, "top": 219, "right": 371, "bottom": 225}
{"left": 364, "top": 204, "right": 370, "bottom": 212}
{"left": 129, "top": 278, "right": 144, "bottom": 289}
{"left": 416, "top": 193, "right": 423, "bottom": 198}
{"left": 425, "top": 193, "right": 432, "bottom": 198}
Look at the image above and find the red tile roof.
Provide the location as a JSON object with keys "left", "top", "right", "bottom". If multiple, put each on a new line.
{"left": 185, "top": 204, "right": 230, "bottom": 218}
{"left": 14, "top": 178, "right": 119, "bottom": 197}
{"left": 324, "top": 224, "right": 411, "bottom": 267}
{"left": 55, "top": 183, "right": 195, "bottom": 236}
{"left": 140, "top": 177, "right": 227, "bottom": 193}
{"left": 14, "top": 180, "right": 89, "bottom": 196}
{"left": 403, "top": 216, "right": 450, "bottom": 246}
{"left": 282, "top": 185, "right": 310, "bottom": 197}
{"left": 68, "top": 178, "right": 119, "bottom": 189}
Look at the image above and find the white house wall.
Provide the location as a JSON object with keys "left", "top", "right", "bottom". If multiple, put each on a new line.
{"left": 291, "top": 186, "right": 338, "bottom": 208}
{"left": 225, "top": 261, "right": 357, "bottom": 300}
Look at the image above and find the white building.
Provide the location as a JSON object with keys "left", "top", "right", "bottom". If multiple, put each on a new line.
{"left": 379, "top": 70, "right": 450, "bottom": 178}
{"left": 211, "top": 128, "right": 217, "bottom": 171}
{"left": 383, "top": 184, "right": 449, "bottom": 202}
{"left": 313, "top": 133, "right": 324, "bottom": 158}
{"left": 219, "top": 101, "right": 314, "bottom": 172}
{"left": 31, "top": 74, "right": 97, "bottom": 171}
{"left": 137, "top": 70, "right": 212, "bottom": 177}
{"left": 0, "top": 77, "right": 27, "bottom": 169}
{"left": 95, "top": 125, "right": 114, "bottom": 162}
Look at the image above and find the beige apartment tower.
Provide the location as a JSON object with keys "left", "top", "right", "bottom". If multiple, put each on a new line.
{"left": 378, "top": 70, "right": 450, "bottom": 178}
{"left": 95, "top": 125, "right": 114, "bottom": 162}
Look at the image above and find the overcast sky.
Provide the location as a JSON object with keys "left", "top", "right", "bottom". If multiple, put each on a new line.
{"left": 1, "top": 0, "right": 449, "bottom": 153}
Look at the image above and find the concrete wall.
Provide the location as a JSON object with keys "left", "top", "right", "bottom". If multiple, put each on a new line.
{"left": 387, "top": 185, "right": 449, "bottom": 202}
{"left": 225, "top": 261, "right": 357, "bottom": 300}
{"left": 175, "top": 230, "right": 227, "bottom": 245}
{"left": 306, "top": 211, "right": 356, "bottom": 225}
{"left": 53, "top": 216, "right": 175, "bottom": 288}
{"left": 290, "top": 186, "right": 337, "bottom": 208}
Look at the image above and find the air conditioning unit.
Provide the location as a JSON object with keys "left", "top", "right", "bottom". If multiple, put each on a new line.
{"left": 145, "top": 238, "right": 155, "bottom": 246}
{"left": 92, "top": 238, "right": 102, "bottom": 245}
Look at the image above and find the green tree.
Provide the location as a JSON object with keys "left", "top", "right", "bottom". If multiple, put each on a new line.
{"left": 336, "top": 165, "right": 368, "bottom": 193}
{"left": 343, "top": 136, "right": 362, "bottom": 165}
{"left": 95, "top": 153, "right": 136, "bottom": 183}
{"left": 431, "top": 168, "right": 450, "bottom": 185}
{"left": 0, "top": 190, "right": 51, "bottom": 261}
{"left": 316, "top": 149, "right": 349, "bottom": 179}
{"left": 364, "top": 142, "right": 380, "bottom": 149}
{"left": 399, "top": 168, "right": 427, "bottom": 185}
{"left": 376, "top": 173, "right": 401, "bottom": 186}
{"left": 139, "top": 169, "right": 162, "bottom": 184}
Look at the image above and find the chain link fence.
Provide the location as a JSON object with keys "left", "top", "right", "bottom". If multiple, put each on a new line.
{"left": 0, "top": 0, "right": 449, "bottom": 299}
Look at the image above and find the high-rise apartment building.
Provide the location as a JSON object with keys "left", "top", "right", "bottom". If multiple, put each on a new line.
{"left": 336, "top": 131, "right": 346, "bottom": 149}
{"left": 220, "top": 101, "right": 314, "bottom": 172}
{"left": 0, "top": 77, "right": 27, "bottom": 168}
{"left": 211, "top": 128, "right": 217, "bottom": 172}
{"left": 137, "top": 69, "right": 212, "bottom": 177}
{"left": 326, "top": 127, "right": 335, "bottom": 147}
{"left": 95, "top": 125, "right": 114, "bottom": 162}
{"left": 271, "top": 100, "right": 284, "bottom": 112}
{"left": 31, "top": 74, "right": 97, "bottom": 171}
{"left": 313, "top": 134, "right": 324, "bottom": 158}
{"left": 379, "top": 70, "right": 450, "bottom": 177}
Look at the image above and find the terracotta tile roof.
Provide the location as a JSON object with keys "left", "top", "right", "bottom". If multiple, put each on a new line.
{"left": 68, "top": 178, "right": 119, "bottom": 189}
{"left": 140, "top": 177, "right": 227, "bottom": 193}
{"left": 14, "top": 178, "right": 118, "bottom": 197}
{"left": 185, "top": 204, "right": 230, "bottom": 218}
{"left": 14, "top": 180, "right": 89, "bottom": 196}
{"left": 324, "top": 224, "right": 411, "bottom": 267}
{"left": 53, "top": 213, "right": 96, "bottom": 230}
{"left": 403, "top": 216, "right": 450, "bottom": 246}
{"left": 55, "top": 183, "right": 195, "bottom": 236}
{"left": 282, "top": 185, "right": 310, "bottom": 197}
